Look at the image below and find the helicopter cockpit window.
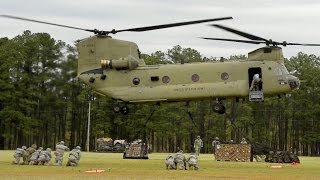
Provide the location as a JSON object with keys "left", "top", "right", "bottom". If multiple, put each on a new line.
{"left": 274, "top": 63, "right": 288, "bottom": 83}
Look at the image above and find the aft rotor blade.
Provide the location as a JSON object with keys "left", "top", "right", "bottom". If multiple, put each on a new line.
{"left": 211, "top": 24, "right": 268, "bottom": 42}
{"left": 114, "top": 17, "right": 233, "bottom": 34}
{"left": 201, "top": 37, "right": 264, "bottom": 44}
{"left": 0, "top": 14, "right": 96, "bottom": 33}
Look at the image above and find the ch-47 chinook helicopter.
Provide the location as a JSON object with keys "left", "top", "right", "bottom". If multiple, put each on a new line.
{"left": 1, "top": 15, "right": 318, "bottom": 115}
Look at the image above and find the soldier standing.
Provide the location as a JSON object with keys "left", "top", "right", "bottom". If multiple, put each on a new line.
{"left": 23, "top": 144, "right": 37, "bottom": 165}
{"left": 66, "top": 146, "right": 81, "bottom": 166}
{"left": 55, "top": 141, "right": 69, "bottom": 166}
{"left": 212, "top": 137, "right": 220, "bottom": 155}
{"left": 194, "top": 136, "right": 203, "bottom": 156}
{"left": 13, "top": 146, "right": 26, "bottom": 164}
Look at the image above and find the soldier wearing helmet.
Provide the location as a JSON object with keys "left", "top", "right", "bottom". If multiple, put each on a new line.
{"left": 12, "top": 146, "right": 26, "bottom": 164}
{"left": 55, "top": 140, "right": 69, "bottom": 166}
{"left": 66, "top": 146, "right": 81, "bottom": 166}
{"left": 212, "top": 137, "right": 221, "bottom": 155}
{"left": 194, "top": 136, "right": 203, "bottom": 156}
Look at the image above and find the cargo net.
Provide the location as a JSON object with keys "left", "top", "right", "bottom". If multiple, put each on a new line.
{"left": 123, "top": 143, "right": 148, "bottom": 159}
{"left": 215, "top": 144, "right": 251, "bottom": 162}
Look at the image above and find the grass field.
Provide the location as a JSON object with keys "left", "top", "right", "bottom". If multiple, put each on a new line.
{"left": 0, "top": 150, "right": 319, "bottom": 180}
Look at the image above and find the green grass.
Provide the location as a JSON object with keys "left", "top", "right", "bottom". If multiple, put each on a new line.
{"left": 1, "top": 150, "right": 320, "bottom": 179}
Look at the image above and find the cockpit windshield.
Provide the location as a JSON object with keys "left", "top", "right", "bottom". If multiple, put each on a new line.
{"left": 274, "top": 63, "right": 289, "bottom": 83}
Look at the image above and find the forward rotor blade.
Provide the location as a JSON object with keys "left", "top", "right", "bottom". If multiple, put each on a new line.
{"left": 114, "top": 17, "right": 233, "bottom": 34}
{"left": 0, "top": 14, "right": 96, "bottom": 33}
{"left": 201, "top": 37, "right": 264, "bottom": 44}
{"left": 286, "top": 42, "right": 320, "bottom": 46}
{"left": 211, "top": 24, "right": 268, "bottom": 42}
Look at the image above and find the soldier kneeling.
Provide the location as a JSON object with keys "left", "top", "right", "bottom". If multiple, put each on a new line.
{"left": 66, "top": 146, "right": 81, "bottom": 166}
{"left": 186, "top": 154, "right": 199, "bottom": 170}
{"left": 173, "top": 150, "right": 187, "bottom": 170}
{"left": 38, "top": 148, "right": 52, "bottom": 165}
{"left": 12, "top": 146, "right": 26, "bottom": 164}
{"left": 165, "top": 154, "right": 176, "bottom": 170}
{"left": 29, "top": 147, "right": 43, "bottom": 165}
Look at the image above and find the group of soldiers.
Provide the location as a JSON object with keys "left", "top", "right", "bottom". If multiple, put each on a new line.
{"left": 165, "top": 150, "right": 199, "bottom": 170}
{"left": 12, "top": 141, "right": 82, "bottom": 166}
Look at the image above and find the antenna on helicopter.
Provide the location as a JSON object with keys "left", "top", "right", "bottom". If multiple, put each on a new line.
{"left": 201, "top": 24, "right": 320, "bottom": 47}
{"left": 0, "top": 15, "right": 232, "bottom": 36}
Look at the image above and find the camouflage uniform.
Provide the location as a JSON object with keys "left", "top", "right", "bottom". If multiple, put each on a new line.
{"left": 13, "top": 146, "right": 26, "bottom": 164}
{"left": 212, "top": 137, "right": 220, "bottom": 155}
{"left": 29, "top": 147, "right": 43, "bottom": 165}
{"left": 186, "top": 154, "right": 199, "bottom": 170}
{"left": 240, "top": 138, "right": 247, "bottom": 144}
{"left": 38, "top": 148, "right": 52, "bottom": 165}
{"left": 66, "top": 146, "right": 81, "bottom": 166}
{"left": 173, "top": 151, "right": 186, "bottom": 170}
{"left": 165, "top": 154, "right": 176, "bottom": 169}
{"left": 55, "top": 141, "right": 69, "bottom": 166}
{"left": 23, "top": 144, "right": 37, "bottom": 165}
{"left": 194, "top": 136, "right": 203, "bottom": 156}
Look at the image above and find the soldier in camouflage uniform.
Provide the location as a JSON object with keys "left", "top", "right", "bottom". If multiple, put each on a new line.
{"left": 23, "top": 144, "right": 37, "bottom": 165}
{"left": 165, "top": 154, "right": 176, "bottom": 170}
{"left": 38, "top": 148, "right": 52, "bottom": 165}
{"left": 66, "top": 146, "right": 81, "bottom": 166}
{"left": 173, "top": 150, "right": 187, "bottom": 170}
{"left": 29, "top": 147, "right": 43, "bottom": 165}
{"left": 13, "top": 146, "right": 26, "bottom": 164}
{"left": 55, "top": 141, "right": 69, "bottom": 166}
{"left": 186, "top": 154, "right": 199, "bottom": 170}
{"left": 194, "top": 136, "right": 203, "bottom": 156}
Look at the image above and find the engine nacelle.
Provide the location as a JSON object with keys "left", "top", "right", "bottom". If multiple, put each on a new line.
{"left": 101, "top": 55, "right": 139, "bottom": 70}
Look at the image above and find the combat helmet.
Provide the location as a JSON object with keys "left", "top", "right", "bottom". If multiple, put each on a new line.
{"left": 76, "top": 146, "right": 81, "bottom": 150}
{"left": 60, "top": 141, "right": 65, "bottom": 145}
{"left": 22, "top": 146, "right": 27, "bottom": 150}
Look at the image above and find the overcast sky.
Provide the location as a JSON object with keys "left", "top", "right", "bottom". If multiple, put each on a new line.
{"left": 1, "top": 0, "right": 319, "bottom": 58}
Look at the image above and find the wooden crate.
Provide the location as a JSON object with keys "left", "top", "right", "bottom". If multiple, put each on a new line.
{"left": 215, "top": 144, "right": 251, "bottom": 162}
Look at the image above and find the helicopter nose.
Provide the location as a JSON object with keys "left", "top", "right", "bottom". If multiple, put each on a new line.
{"left": 287, "top": 75, "right": 300, "bottom": 90}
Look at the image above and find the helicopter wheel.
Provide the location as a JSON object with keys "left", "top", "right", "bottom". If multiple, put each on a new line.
{"left": 120, "top": 105, "right": 129, "bottom": 115}
{"left": 113, "top": 104, "right": 121, "bottom": 113}
{"left": 212, "top": 102, "right": 225, "bottom": 114}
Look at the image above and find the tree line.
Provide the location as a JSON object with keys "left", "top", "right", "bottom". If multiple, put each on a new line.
{"left": 0, "top": 31, "right": 320, "bottom": 156}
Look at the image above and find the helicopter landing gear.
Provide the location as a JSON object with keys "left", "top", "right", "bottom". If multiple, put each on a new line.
{"left": 113, "top": 103, "right": 129, "bottom": 115}
{"left": 212, "top": 101, "right": 225, "bottom": 114}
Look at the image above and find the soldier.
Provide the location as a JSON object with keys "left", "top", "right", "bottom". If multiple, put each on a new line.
{"left": 55, "top": 141, "right": 69, "bottom": 166}
{"left": 212, "top": 137, "right": 220, "bottom": 155}
{"left": 29, "top": 147, "right": 43, "bottom": 165}
{"left": 38, "top": 148, "right": 52, "bottom": 165}
{"left": 23, "top": 144, "right": 37, "bottom": 165}
{"left": 186, "top": 154, "right": 199, "bottom": 170}
{"left": 173, "top": 150, "right": 187, "bottom": 170}
{"left": 164, "top": 154, "right": 176, "bottom": 170}
{"left": 66, "top": 146, "right": 81, "bottom": 166}
{"left": 13, "top": 146, "right": 26, "bottom": 164}
{"left": 240, "top": 138, "right": 247, "bottom": 144}
{"left": 250, "top": 73, "right": 262, "bottom": 91}
{"left": 194, "top": 136, "right": 203, "bottom": 156}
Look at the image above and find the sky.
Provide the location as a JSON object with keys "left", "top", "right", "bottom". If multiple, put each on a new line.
{"left": 1, "top": 0, "right": 320, "bottom": 59}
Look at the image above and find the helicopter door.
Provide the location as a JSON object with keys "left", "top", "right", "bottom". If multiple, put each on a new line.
{"left": 248, "top": 68, "right": 264, "bottom": 102}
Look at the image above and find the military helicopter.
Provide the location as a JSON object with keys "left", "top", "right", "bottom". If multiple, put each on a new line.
{"left": 1, "top": 15, "right": 317, "bottom": 115}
